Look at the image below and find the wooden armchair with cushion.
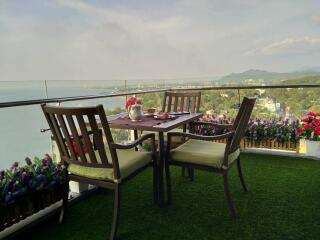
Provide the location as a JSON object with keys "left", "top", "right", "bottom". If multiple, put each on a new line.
{"left": 165, "top": 97, "right": 256, "bottom": 217}
{"left": 137, "top": 91, "right": 201, "bottom": 178}
{"left": 162, "top": 91, "right": 202, "bottom": 178}
{"left": 41, "top": 104, "right": 157, "bottom": 240}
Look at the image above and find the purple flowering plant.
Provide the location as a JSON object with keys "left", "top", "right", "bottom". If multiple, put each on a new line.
{"left": 0, "top": 154, "right": 65, "bottom": 206}
{"left": 198, "top": 115, "right": 299, "bottom": 143}
{"left": 244, "top": 118, "right": 299, "bottom": 143}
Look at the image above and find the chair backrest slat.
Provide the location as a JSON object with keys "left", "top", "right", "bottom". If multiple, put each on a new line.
{"left": 231, "top": 97, "right": 250, "bottom": 130}
{"left": 173, "top": 96, "right": 179, "bottom": 112}
{"left": 65, "top": 114, "right": 87, "bottom": 163}
{"left": 87, "top": 114, "right": 110, "bottom": 166}
{"left": 56, "top": 114, "right": 79, "bottom": 162}
{"left": 192, "top": 96, "right": 197, "bottom": 113}
{"left": 162, "top": 91, "right": 201, "bottom": 113}
{"left": 48, "top": 113, "right": 70, "bottom": 158}
{"left": 96, "top": 105, "right": 121, "bottom": 179}
{"left": 196, "top": 94, "right": 201, "bottom": 113}
{"left": 186, "top": 97, "right": 191, "bottom": 111}
{"left": 167, "top": 95, "right": 172, "bottom": 112}
{"left": 230, "top": 97, "right": 256, "bottom": 153}
{"left": 180, "top": 97, "right": 185, "bottom": 111}
{"left": 76, "top": 114, "right": 98, "bottom": 164}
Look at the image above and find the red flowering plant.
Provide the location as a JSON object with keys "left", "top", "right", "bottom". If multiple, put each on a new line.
{"left": 298, "top": 111, "right": 320, "bottom": 141}
{"left": 125, "top": 96, "right": 142, "bottom": 110}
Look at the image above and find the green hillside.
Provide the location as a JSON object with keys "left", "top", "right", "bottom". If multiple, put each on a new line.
{"left": 218, "top": 69, "right": 320, "bottom": 84}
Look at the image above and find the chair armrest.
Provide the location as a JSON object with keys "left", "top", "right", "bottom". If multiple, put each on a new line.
{"left": 111, "top": 133, "right": 156, "bottom": 150}
{"left": 211, "top": 123, "right": 233, "bottom": 129}
{"left": 191, "top": 122, "right": 233, "bottom": 129}
{"left": 167, "top": 131, "right": 234, "bottom": 142}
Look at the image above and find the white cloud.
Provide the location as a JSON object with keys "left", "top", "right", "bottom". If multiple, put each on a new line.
{"left": 244, "top": 37, "right": 320, "bottom": 56}
{"left": 1, "top": 0, "right": 320, "bottom": 80}
{"left": 312, "top": 15, "right": 320, "bottom": 23}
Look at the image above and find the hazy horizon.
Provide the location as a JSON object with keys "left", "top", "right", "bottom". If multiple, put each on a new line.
{"left": 1, "top": 0, "right": 320, "bottom": 81}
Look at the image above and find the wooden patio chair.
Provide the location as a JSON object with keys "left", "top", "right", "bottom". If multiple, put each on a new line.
{"left": 162, "top": 91, "right": 202, "bottom": 178}
{"left": 41, "top": 104, "right": 157, "bottom": 240}
{"left": 165, "top": 97, "right": 256, "bottom": 217}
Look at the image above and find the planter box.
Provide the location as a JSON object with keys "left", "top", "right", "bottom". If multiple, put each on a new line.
{"left": 69, "top": 181, "right": 89, "bottom": 194}
{"left": 305, "top": 140, "right": 320, "bottom": 158}
{"left": 0, "top": 184, "right": 63, "bottom": 231}
{"left": 242, "top": 139, "right": 298, "bottom": 152}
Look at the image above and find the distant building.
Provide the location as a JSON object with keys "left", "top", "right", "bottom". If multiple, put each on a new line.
{"left": 284, "top": 106, "right": 298, "bottom": 123}
{"left": 257, "top": 96, "right": 276, "bottom": 112}
{"left": 243, "top": 78, "right": 264, "bottom": 85}
{"left": 255, "top": 89, "right": 265, "bottom": 95}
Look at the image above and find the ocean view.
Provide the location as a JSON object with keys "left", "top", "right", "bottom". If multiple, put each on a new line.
{"left": 0, "top": 81, "right": 125, "bottom": 169}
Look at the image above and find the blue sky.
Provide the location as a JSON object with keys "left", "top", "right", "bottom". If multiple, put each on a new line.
{"left": 0, "top": 0, "right": 320, "bottom": 80}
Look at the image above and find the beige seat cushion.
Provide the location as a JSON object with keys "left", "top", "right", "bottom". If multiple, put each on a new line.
{"left": 68, "top": 149, "right": 152, "bottom": 181}
{"left": 170, "top": 139, "right": 240, "bottom": 168}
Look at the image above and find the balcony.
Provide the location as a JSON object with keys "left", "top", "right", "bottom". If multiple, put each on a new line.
{"left": 1, "top": 81, "right": 320, "bottom": 240}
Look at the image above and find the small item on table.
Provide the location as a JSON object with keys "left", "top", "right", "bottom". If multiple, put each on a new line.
{"left": 154, "top": 112, "right": 171, "bottom": 120}
{"left": 169, "top": 111, "right": 190, "bottom": 115}
{"left": 144, "top": 108, "right": 157, "bottom": 117}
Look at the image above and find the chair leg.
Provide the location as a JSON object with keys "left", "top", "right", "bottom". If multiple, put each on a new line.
{"left": 181, "top": 167, "right": 186, "bottom": 177}
{"left": 153, "top": 160, "right": 158, "bottom": 204}
{"left": 222, "top": 171, "right": 237, "bottom": 218}
{"left": 182, "top": 167, "right": 194, "bottom": 181}
{"left": 110, "top": 184, "right": 121, "bottom": 240}
{"left": 165, "top": 161, "right": 172, "bottom": 205}
{"left": 237, "top": 157, "right": 248, "bottom": 192}
{"left": 59, "top": 171, "right": 69, "bottom": 224}
{"left": 188, "top": 168, "right": 194, "bottom": 181}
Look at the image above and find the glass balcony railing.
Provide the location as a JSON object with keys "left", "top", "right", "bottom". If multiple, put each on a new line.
{"left": 1, "top": 80, "right": 320, "bottom": 169}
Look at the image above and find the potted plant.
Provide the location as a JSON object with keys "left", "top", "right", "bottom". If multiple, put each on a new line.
{"left": 0, "top": 155, "right": 64, "bottom": 230}
{"left": 298, "top": 111, "right": 320, "bottom": 157}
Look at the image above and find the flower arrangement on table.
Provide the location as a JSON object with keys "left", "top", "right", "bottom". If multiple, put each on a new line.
{"left": 125, "top": 96, "right": 143, "bottom": 121}
{"left": 0, "top": 155, "right": 65, "bottom": 230}
{"left": 297, "top": 112, "right": 320, "bottom": 141}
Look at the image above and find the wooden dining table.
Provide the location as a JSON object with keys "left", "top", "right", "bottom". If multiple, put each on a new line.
{"left": 107, "top": 112, "right": 203, "bottom": 206}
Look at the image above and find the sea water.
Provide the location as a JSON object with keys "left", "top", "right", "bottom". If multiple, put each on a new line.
{"left": 0, "top": 81, "right": 126, "bottom": 169}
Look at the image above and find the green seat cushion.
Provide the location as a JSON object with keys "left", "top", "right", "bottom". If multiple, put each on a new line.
{"left": 170, "top": 139, "right": 240, "bottom": 168}
{"left": 68, "top": 149, "right": 152, "bottom": 181}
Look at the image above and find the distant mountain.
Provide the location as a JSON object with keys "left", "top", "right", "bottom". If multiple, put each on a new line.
{"left": 218, "top": 69, "right": 320, "bottom": 83}
{"left": 296, "top": 66, "right": 320, "bottom": 73}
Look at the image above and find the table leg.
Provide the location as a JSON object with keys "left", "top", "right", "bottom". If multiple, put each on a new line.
{"left": 181, "top": 124, "right": 193, "bottom": 180}
{"left": 133, "top": 130, "right": 138, "bottom": 151}
{"left": 158, "top": 131, "right": 165, "bottom": 207}
{"left": 181, "top": 124, "right": 187, "bottom": 177}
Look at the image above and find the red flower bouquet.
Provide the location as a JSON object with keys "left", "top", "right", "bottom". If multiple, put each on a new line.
{"left": 125, "top": 96, "right": 142, "bottom": 110}
{"left": 298, "top": 111, "right": 320, "bottom": 141}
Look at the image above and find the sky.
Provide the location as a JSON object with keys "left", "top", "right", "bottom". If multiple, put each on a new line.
{"left": 0, "top": 0, "right": 320, "bottom": 81}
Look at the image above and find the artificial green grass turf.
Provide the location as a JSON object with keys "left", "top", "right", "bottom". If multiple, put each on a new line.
{"left": 21, "top": 153, "right": 320, "bottom": 240}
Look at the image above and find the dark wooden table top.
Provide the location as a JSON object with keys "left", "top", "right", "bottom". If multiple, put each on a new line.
{"left": 108, "top": 113, "right": 203, "bottom": 132}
